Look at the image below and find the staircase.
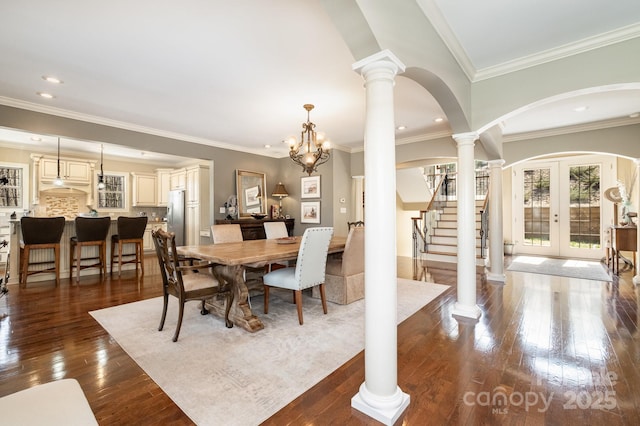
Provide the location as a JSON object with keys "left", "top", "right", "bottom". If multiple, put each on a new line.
{"left": 414, "top": 199, "right": 487, "bottom": 266}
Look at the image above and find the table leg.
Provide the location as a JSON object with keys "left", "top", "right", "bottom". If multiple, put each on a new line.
{"left": 207, "top": 264, "right": 264, "bottom": 332}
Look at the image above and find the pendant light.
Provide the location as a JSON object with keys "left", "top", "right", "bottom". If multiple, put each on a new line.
{"left": 97, "top": 144, "right": 106, "bottom": 190}
{"left": 53, "top": 137, "right": 64, "bottom": 186}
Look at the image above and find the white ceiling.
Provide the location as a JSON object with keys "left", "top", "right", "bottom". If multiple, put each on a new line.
{"left": 0, "top": 0, "right": 638, "bottom": 161}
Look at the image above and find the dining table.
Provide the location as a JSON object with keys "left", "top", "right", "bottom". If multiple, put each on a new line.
{"left": 176, "top": 236, "right": 347, "bottom": 332}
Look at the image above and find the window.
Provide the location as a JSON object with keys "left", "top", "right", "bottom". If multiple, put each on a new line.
{"left": 0, "top": 162, "right": 29, "bottom": 211}
{"left": 96, "top": 173, "right": 128, "bottom": 211}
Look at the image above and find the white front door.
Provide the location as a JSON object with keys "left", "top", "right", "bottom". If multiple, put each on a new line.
{"left": 513, "top": 155, "right": 615, "bottom": 259}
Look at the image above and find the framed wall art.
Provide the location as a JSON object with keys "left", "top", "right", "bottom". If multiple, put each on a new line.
{"left": 301, "top": 175, "right": 320, "bottom": 199}
{"left": 300, "top": 201, "right": 320, "bottom": 223}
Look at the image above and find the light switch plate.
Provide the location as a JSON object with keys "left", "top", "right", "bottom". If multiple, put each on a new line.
{"left": 219, "top": 207, "right": 226, "bottom": 214}
{"left": 340, "top": 207, "right": 347, "bottom": 214}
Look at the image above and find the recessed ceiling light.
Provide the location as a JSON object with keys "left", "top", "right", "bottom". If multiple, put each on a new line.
{"left": 31, "top": 136, "right": 42, "bottom": 141}
{"left": 573, "top": 106, "right": 589, "bottom": 112}
{"left": 630, "top": 112, "right": 640, "bottom": 118}
{"left": 396, "top": 125, "right": 407, "bottom": 130}
{"left": 36, "top": 92, "right": 55, "bottom": 99}
{"left": 42, "top": 75, "right": 63, "bottom": 84}
{"left": 264, "top": 144, "right": 271, "bottom": 148}
{"left": 434, "top": 117, "right": 444, "bottom": 123}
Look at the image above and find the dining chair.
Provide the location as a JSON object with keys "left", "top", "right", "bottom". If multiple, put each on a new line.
{"left": 210, "top": 223, "right": 264, "bottom": 306}
{"left": 263, "top": 221, "right": 290, "bottom": 272}
{"left": 69, "top": 216, "right": 111, "bottom": 283}
{"left": 312, "top": 226, "right": 364, "bottom": 304}
{"left": 263, "top": 227, "right": 334, "bottom": 325}
{"left": 347, "top": 220, "right": 364, "bottom": 230}
{"left": 19, "top": 216, "right": 66, "bottom": 287}
{"left": 110, "top": 216, "right": 148, "bottom": 277}
{"left": 152, "top": 228, "right": 233, "bottom": 342}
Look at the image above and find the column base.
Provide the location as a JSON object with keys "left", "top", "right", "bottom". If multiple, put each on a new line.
{"left": 486, "top": 272, "right": 506, "bottom": 283}
{"left": 452, "top": 302, "right": 482, "bottom": 320}
{"left": 351, "top": 383, "right": 410, "bottom": 426}
{"left": 633, "top": 275, "right": 640, "bottom": 286}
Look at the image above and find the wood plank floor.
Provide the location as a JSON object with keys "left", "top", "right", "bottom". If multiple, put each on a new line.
{"left": 1, "top": 256, "right": 639, "bottom": 425}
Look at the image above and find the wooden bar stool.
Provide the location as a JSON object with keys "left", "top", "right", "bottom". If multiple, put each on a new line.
{"left": 110, "top": 216, "right": 148, "bottom": 277}
{"left": 19, "top": 216, "right": 66, "bottom": 288}
{"left": 69, "top": 216, "right": 111, "bottom": 283}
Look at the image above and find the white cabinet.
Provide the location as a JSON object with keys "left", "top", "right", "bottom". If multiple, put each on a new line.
{"left": 41, "top": 157, "right": 92, "bottom": 183}
{"left": 156, "top": 168, "right": 172, "bottom": 206}
{"left": 170, "top": 169, "right": 186, "bottom": 190}
{"left": 131, "top": 173, "right": 157, "bottom": 206}
{"left": 143, "top": 222, "right": 167, "bottom": 251}
{"left": 184, "top": 164, "right": 210, "bottom": 245}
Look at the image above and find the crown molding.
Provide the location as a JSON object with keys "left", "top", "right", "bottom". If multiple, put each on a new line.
{"left": 503, "top": 115, "right": 640, "bottom": 142}
{"left": 0, "top": 96, "right": 284, "bottom": 159}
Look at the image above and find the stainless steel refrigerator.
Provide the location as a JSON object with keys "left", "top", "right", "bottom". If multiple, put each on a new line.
{"left": 166, "top": 190, "right": 186, "bottom": 246}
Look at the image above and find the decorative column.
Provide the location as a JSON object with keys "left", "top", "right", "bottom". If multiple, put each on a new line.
{"left": 452, "top": 132, "right": 482, "bottom": 319}
{"left": 633, "top": 158, "right": 640, "bottom": 286}
{"left": 352, "top": 50, "right": 409, "bottom": 425}
{"left": 486, "top": 159, "right": 506, "bottom": 282}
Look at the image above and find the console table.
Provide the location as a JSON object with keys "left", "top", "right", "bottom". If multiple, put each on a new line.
{"left": 610, "top": 225, "right": 637, "bottom": 275}
{"left": 214, "top": 218, "right": 294, "bottom": 240}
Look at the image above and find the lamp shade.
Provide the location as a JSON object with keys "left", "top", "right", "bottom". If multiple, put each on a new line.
{"left": 272, "top": 182, "right": 289, "bottom": 197}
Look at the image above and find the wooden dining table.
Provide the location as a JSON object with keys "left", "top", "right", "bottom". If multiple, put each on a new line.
{"left": 177, "top": 236, "right": 347, "bottom": 332}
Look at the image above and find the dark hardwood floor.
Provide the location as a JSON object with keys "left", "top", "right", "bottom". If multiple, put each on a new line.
{"left": 1, "top": 255, "right": 639, "bottom": 425}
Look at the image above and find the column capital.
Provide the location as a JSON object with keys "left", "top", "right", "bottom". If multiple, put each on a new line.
{"left": 352, "top": 49, "right": 406, "bottom": 76}
{"left": 634, "top": 158, "right": 640, "bottom": 166}
{"left": 488, "top": 159, "right": 506, "bottom": 168}
{"left": 452, "top": 131, "right": 478, "bottom": 146}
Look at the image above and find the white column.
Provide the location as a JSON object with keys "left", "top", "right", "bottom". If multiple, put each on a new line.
{"left": 351, "top": 50, "right": 409, "bottom": 425}
{"left": 633, "top": 158, "right": 640, "bottom": 286}
{"left": 486, "top": 159, "right": 506, "bottom": 282}
{"left": 452, "top": 132, "right": 482, "bottom": 319}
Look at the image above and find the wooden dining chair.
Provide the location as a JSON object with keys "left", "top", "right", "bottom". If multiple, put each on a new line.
{"left": 19, "top": 216, "right": 66, "bottom": 287}
{"left": 263, "top": 227, "right": 334, "bottom": 325}
{"left": 69, "top": 216, "right": 111, "bottom": 283}
{"left": 110, "top": 216, "right": 148, "bottom": 277}
{"left": 152, "top": 228, "right": 234, "bottom": 342}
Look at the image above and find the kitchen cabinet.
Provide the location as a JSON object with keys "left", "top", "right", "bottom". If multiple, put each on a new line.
{"left": 156, "top": 168, "right": 172, "bottom": 206}
{"left": 170, "top": 169, "right": 186, "bottom": 190}
{"left": 184, "top": 164, "right": 209, "bottom": 245}
{"left": 143, "top": 222, "right": 167, "bottom": 251}
{"left": 41, "top": 157, "right": 92, "bottom": 183}
{"left": 131, "top": 172, "right": 157, "bottom": 206}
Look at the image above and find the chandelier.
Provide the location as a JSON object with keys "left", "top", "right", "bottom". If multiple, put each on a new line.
{"left": 286, "top": 104, "right": 330, "bottom": 175}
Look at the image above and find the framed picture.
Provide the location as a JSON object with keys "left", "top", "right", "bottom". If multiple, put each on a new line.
{"left": 301, "top": 201, "right": 320, "bottom": 223}
{"left": 301, "top": 176, "right": 321, "bottom": 199}
{"left": 245, "top": 185, "right": 260, "bottom": 206}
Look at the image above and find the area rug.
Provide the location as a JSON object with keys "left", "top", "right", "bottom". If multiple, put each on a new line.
{"left": 507, "top": 255, "right": 612, "bottom": 282}
{"left": 90, "top": 278, "right": 448, "bottom": 426}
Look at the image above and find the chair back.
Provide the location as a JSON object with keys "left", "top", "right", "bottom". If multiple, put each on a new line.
{"left": 21, "top": 217, "right": 66, "bottom": 245}
{"left": 211, "top": 224, "right": 243, "bottom": 243}
{"left": 116, "top": 216, "right": 148, "bottom": 239}
{"left": 75, "top": 216, "right": 111, "bottom": 242}
{"left": 152, "top": 228, "right": 181, "bottom": 291}
{"left": 341, "top": 226, "right": 364, "bottom": 276}
{"left": 294, "top": 227, "right": 333, "bottom": 290}
{"left": 263, "top": 221, "right": 288, "bottom": 239}
{"left": 347, "top": 220, "right": 364, "bottom": 230}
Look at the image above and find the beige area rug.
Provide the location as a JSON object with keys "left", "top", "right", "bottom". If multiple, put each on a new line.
{"left": 90, "top": 278, "right": 448, "bottom": 426}
{"left": 507, "top": 255, "right": 612, "bottom": 282}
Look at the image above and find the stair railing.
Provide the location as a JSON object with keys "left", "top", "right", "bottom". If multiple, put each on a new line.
{"left": 412, "top": 173, "right": 447, "bottom": 258}
{"left": 479, "top": 188, "right": 489, "bottom": 259}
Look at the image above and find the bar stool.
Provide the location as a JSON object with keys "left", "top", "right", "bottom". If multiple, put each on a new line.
{"left": 19, "top": 216, "right": 66, "bottom": 288}
{"left": 69, "top": 216, "right": 111, "bottom": 283}
{"left": 110, "top": 216, "right": 148, "bottom": 277}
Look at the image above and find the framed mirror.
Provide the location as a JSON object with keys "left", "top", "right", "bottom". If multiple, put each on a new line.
{"left": 236, "top": 169, "right": 267, "bottom": 218}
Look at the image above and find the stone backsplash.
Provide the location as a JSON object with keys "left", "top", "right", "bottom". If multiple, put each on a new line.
{"left": 39, "top": 194, "right": 87, "bottom": 219}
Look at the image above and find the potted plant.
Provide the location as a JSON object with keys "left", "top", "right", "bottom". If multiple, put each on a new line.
{"left": 504, "top": 240, "right": 515, "bottom": 256}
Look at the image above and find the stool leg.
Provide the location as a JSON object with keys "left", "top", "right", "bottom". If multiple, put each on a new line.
{"left": 76, "top": 244, "right": 82, "bottom": 283}
{"left": 69, "top": 240, "right": 74, "bottom": 281}
{"left": 20, "top": 246, "right": 28, "bottom": 288}
{"left": 54, "top": 244, "right": 60, "bottom": 287}
{"left": 139, "top": 242, "right": 144, "bottom": 276}
{"left": 110, "top": 240, "right": 115, "bottom": 276}
{"left": 118, "top": 242, "right": 123, "bottom": 277}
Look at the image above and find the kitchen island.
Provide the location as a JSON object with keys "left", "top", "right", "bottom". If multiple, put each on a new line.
{"left": 7, "top": 218, "right": 166, "bottom": 285}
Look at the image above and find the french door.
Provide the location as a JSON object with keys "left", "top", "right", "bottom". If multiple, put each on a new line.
{"left": 513, "top": 155, "right": 614, "bottom": 259}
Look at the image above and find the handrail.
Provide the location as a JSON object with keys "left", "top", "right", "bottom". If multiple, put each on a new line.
{"left": 479, "top": 187, "right": 490, "bottom": 259}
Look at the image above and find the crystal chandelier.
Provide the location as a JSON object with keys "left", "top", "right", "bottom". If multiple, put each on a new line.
{"left": 286, "top": 104, "right": 330, "bottom": 175}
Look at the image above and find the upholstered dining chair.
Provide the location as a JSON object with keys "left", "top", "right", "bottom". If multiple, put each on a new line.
{"left": 312, "top": 226, "right": 364, "bottom": 304}
{"left": 263, "top": 221, "right": 290, "bottom": 272}
{"left": 347, "top": 220, "right": 364, "bottom": 230}
{"left": 263, "top": 227, "right": 334, "bottom": 325}
{"left": 153, "top": 228, "right": 233, "bottom": 342}
{"left": 69, "top": 216, "right": 111, "bottom": 283}
{"left": 110, "top": 216, "right": 148, "bottom": 277}
{"left": 19, "top": 216, "right": 66, "bottom": 287}
{"left": 210, "top": 223, "right": 264, "bottom": 306}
